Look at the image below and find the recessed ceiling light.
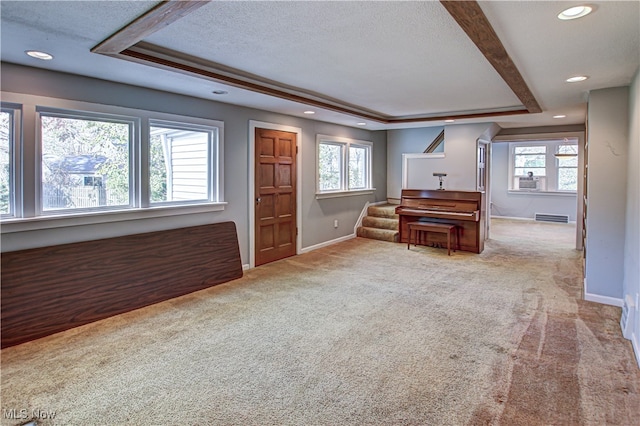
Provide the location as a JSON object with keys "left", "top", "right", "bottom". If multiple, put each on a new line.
{"left": 553, "top": 115, "right": 567, "bottom": 119}
{"left": 212, "top": 90, "right": 228, "bottom": 95}
{"left": 356, "top": 122, "right": 367, "bottom": 126}
{"left": 444, "top": 119, "right": 455, "bottom": 123}
{"left": 303, "top": 111, "right": 315, "bottom": 115}
{"left": 566, "top": 75, "right": 588, "bottom": 83}
{"left": 558, "top": 5, "right": 593, "bottom": 20}
{"left": 25, "top": 50, "right": 53, "bottom": 60}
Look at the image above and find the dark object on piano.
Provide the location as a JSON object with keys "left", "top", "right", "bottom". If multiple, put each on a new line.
{"left": 395, "top": 189, "right": 485, "bottom": 253}
{"left": 433, "top": 172, "right": 447, "bottom": 190}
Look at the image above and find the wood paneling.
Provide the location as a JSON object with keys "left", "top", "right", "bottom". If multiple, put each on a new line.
{"left": 1, "top": 222, "right": 243, "bottom": 348}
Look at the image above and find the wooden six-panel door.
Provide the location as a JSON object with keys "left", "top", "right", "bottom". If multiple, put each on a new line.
{"left": 255, "top": 128, "right": 297, "bottom": 266}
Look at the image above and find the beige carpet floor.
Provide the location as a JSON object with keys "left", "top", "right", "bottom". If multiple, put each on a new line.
{"left": 1, "top": 218, "right": 639, "bottom": 425}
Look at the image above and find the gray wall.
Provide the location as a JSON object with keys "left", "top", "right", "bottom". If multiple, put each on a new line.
{"left": 491, "top": 142, "right": 578, "bottom": 221}
{"left": 386, "top": 126, "right": 443, "bottom": 200}
{"left": 0, "top": 63, "right": 387, "bottom": 264}
{"left": 585, "top": 86, "right": 629, "bottom": 300}
{"left": 386, "top": 123, "right": 497, "bottom": 199}
{"left": 623, "top": 68, "right": 640, "bottom": 356}
{"left": 443, "top": 123, "right": 498, "bottom": 191}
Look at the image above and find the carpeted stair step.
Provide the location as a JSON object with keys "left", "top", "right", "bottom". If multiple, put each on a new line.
{"left": 362, "top": 215, "right": 398, "bottom": 231}
{"left": 367, "top": 204, "right": 399, "bottom": 219}
{"left": 357, "top": 203, "right": 400, "bottom": 243}
{"left": 357, "top": 226, "right": 399, "bottom": 243}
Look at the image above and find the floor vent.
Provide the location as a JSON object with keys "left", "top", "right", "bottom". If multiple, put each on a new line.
{"left": 534, "top": 213, "right": 569, "bottom": 223}
{"left": 621, "top": 295, "right": 635, "bottom": 340}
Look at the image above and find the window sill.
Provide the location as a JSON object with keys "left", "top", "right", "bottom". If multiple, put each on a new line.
{"left": 507, "top": 190, "right": 577, "bottom": 197}
{"left": 0, "top": 202, "right": 227, "bottom": 234}
{"left": 316, "top": 189, "right": 376, "bottom": 200}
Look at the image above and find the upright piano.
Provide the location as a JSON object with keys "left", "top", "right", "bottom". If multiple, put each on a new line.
{"left": 395, "top": 189, "right": 485, "bottom": 253}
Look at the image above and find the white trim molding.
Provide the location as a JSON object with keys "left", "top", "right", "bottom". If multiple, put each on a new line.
{"left": 300, "top": 233, "right": 356, "bottom": 254}
{"left": 402, "top": 153, "right": 446, "bottom": 189}
{"left": 632, "top": 332, "right": 640, "bottom": 368}
{"left": 584, "top": 279, "right": 624, "bottom": 307}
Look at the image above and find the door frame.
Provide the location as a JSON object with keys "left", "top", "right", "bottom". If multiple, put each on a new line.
{"left": 249, "top": 120, "right": 302, "bottom": 269}
{"left": 477, "top": 138, "right": 491, "bottom": 240}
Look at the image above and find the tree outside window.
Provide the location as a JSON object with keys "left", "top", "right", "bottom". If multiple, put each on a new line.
{"left": 509, "top": 139, "right": 578, "bottom": 193}
{"left": 557, "top": 144, "right": 578, "bottom": 191}
{"left": 318, "top": 142, "right": 342, "bottom": 191}
{"left": 0, "top": 110, "right": 12, "bottom": 215}
{"left": 317, "top": 135, "right": 372, "bottom": 194}
{"left": 514, "top": 145, "right": 546, "bottom": 177}
{"left": 348, "top": 145, "right": 367, "bottom": 189}
{"left": 40, "top": 115, "right": 131, "bottom": 211}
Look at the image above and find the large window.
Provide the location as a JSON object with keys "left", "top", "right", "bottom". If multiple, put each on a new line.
{"left": 0, "top": 108, "right": 15, "bottom": 216}
{"left": 40, "top": 112, "right": 133, "bottom": 212}
{"left": 556, "top": 143, "right": 578, "bottom": 191}
{"left": 149, "top": 121, "right": 219, "bottom": 205}
{"left": 509, "top": 139, "right": 578, "bottom": 193}
{"left": 317, "top": 135, "right": 373, "bottom": 196}
{"left": 513, "top": 145, "right": 546, "bottom": 178}
{"left": 1, "top": 97, "right": 224, "bottom": 228}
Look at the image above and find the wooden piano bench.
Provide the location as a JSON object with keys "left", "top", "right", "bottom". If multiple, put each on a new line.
{"left": 407, "top": 221, "right": 458, "bottom": 256}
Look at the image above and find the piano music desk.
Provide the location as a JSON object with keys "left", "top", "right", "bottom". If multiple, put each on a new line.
{"left": 407, "top": 221, "right": 458, "bottom": 256}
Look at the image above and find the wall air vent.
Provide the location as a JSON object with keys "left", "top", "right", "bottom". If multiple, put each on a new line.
{"left": 534, "top": 213, "right": 569, "bottom": 223}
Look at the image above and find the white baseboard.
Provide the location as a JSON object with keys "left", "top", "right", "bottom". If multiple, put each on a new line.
{"left": 300, "top": 233, "right": 356, "bottom": 254}
{"left": 584, "top": 293, "right": 624, "bottom": 307}
{"left": 583, "top": 278, "right": 624, "bottom": 307}
{"left": 490, "top": 215, "right": 534, "bottom": 221}
{"left": 244, "top": 234, "right": 356, "bottom": 270}
{"left": 354, "top": 200, "right": 391, "bottom": 233}
{"left": 355, "top": 202, "right": 372, "bottom": 233}
{"left": 584, "top": 292, "right": 624, "bottom": 307}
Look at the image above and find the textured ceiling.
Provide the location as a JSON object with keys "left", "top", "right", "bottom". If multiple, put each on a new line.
{"left": 1, "top": 1, "right": 638, "bottom": 130}
{"left": 145, "top": 1, "right": 520, "bottom": 117}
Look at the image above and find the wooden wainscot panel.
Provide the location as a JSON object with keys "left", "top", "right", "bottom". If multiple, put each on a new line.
{"left": 1, "top": 222, "right": 243, "bottom": 348}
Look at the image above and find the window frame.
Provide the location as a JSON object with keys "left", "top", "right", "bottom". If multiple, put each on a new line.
{"left": 555, "top": 143, "right": 579, "bottom": 192}
{"left": 315, "top": 134, "right": 374, "bottom": 199}
{"left": 0, "top": 93, "right": 225, "bottom": 234}
{"left": 0, "top": 103, "right": 21, "bottom": 219}
{"left": 37, "top": 107, "right": 138, "bottom": 215}
{"left": 508, "top": 139, "right": 578, "bottom": 194}
{"left": 148, "top": 119, "right": 220, "bottom": 207}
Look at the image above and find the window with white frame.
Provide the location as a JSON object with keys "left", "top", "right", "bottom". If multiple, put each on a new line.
{"left": 39, "top": 110, "right": 134, "bottom": 212}
{"left": 149, "top": 120, "right": 219, "bottom": 205}
{"left": 1, "top": 98, "right": 224, "bottom": 225}
{"left": 0, "top": 106, "right": 17, "bottom": 217}
{"left": 509, "top": 139, "right": 578, "bottom": 193}
{"left": 556, "top": 143, "right": 578, "bottom": 191}
{"left": 317, "top": 135, "right": 372, "bottom": 195}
